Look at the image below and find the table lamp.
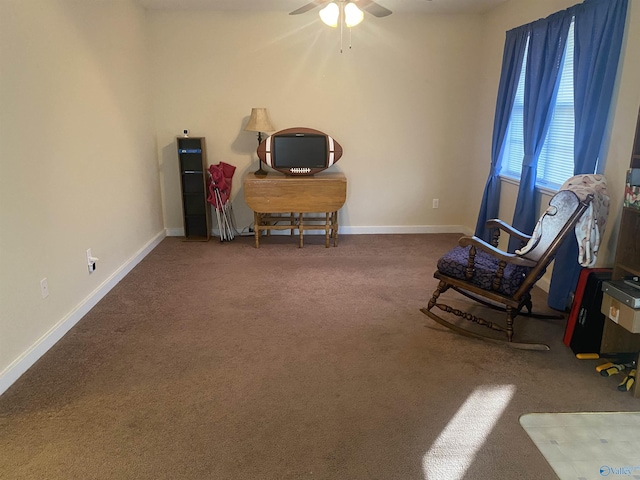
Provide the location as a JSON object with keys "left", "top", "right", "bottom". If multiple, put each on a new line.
{"left": 244, "top": 108, "right": 275, "bottom": 176}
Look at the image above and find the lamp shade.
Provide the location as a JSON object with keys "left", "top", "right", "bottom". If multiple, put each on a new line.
{"left": 244, "top": 108, "right": 275, "bottom": 133}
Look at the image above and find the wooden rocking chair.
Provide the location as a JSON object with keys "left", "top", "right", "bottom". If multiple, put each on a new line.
{"left": 421, "top": 189, "right": 594, "bottom": 350}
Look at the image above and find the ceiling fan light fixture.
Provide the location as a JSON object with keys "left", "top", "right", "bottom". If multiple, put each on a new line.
{"left": 319, "top": 2, "right": 339, "bottom": 27}
{"left": 344, "top": 2, "right": 364, "bottom": 27}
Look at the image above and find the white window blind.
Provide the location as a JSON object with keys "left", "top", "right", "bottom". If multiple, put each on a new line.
{"left": 500, "top": 21, "right": 575, "bottom": 190}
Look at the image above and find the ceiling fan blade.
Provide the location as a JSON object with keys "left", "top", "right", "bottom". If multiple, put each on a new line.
{"left": 289, "top": 1, "right": 329, "bottom": 15}
{"left": 355, "top": 0, "right": 392, "bottom": 17}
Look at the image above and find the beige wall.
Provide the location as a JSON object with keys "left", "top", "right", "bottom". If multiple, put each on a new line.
{"left": 0, "top": 0, "right": 164, "bottom": 388}
{"left": 149, "top": 11, "right": 484, "bottom": 234}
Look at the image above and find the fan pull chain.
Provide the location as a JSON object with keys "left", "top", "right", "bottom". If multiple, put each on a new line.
{"left": 340, "top": 3, "right": 344, "bottom": 53}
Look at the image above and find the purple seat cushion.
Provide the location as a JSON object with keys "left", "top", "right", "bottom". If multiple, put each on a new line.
{"left": 437, "top": 246, "right": 532, "bottom": 296}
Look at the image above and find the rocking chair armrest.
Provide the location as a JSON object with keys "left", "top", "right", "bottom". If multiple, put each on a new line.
{"left": 484, "top": 219, "right": 532, "bottom": 243}
{"left": 458, "top": 236, "right": 538, "bottom": 267}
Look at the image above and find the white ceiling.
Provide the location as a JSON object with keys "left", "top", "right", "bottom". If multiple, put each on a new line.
{"left": 135, "top": 0, "right": 509, "bottom": 15}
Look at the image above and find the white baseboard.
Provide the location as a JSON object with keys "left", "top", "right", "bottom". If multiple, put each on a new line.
{"left": 0, "top": 231, "right": 166, "bottom": 397}
{"left": 338, "top": 225, "right": 471, "bottom": 235}
{"left": 165, "top": 228, "right": 184, "bottom": 237}
{"left": 167, "top": 225, "right": 472, "bottom": 237}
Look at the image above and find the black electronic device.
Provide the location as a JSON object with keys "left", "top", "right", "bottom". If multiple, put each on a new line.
{"left": 624, "top": 275, "right": 640, "bottom": 291}
{"left": 257, "top": 127, "right": 343, "bottom": 176}
{"left": 569, "top": 270, "right": 612, "bottom": 354}
{"left": 272, "top": 134, "right": 327, "bottom": 169}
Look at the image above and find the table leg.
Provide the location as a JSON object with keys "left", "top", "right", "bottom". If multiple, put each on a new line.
{"left": 254, "top": 211, "right": 260, "bottom": 248}
{"left": 325, "top": 212, "right": 330, "bottom": 248}
{"left": 332, "top": 211, "right": 339, "bottom": 247}
{"left": 299, "top": 212, "right": 304, "bottom": 248}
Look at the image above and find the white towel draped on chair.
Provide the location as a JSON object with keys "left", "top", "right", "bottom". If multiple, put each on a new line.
{"left": 561, "top": 174, "right": 609, "bottom": 267}
{"left": 516, "top": 174, "right": 609, "bottom": 267}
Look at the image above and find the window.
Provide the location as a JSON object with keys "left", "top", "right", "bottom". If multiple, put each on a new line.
{"left": 500, "top": 21, "right": 575, "bottom": 191}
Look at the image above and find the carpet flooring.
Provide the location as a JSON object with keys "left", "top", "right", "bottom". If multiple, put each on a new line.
{"left": 1, "top": 234, "right": 639, "bottom": 480}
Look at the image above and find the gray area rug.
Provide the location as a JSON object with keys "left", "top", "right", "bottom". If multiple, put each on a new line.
{"left": 520, "top": 412, "right": 640, "bottom": 480}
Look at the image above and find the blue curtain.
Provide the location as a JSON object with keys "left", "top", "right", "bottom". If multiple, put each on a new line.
{"left": 508, "top": 12, "right": 573, "bottom": 253}
{"left": 475, "top": 27, "right": 529, "bottom": 243}
{"left": 547, "top": 0, "right": 628, "bottom": 310}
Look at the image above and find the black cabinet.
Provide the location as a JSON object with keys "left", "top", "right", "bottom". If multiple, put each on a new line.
{"left": 177, "top": 137, "right": 210, "bottom": 241}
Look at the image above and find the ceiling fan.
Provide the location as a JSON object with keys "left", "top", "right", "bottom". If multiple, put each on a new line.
{"left": 291, "top": 0, "right": 431, "bottom": 51}
{"left": 289, "top": 0, "right": 393, "bottom": 18}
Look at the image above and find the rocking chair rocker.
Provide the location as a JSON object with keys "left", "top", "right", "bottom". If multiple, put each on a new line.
{"left": 421, "top": 189, "right": 594, "bottom": 350}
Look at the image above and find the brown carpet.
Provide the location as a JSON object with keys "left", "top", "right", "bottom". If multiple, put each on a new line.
{"left": 1, "top": 234, "right": 638, "bottom": 480}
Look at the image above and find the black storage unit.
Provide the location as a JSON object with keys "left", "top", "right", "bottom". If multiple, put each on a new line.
{"left": 569, "top": 270, "right": 612, "bottom": 354}
{"left": 177, "top": 137, "right": 210, "bottom": 241}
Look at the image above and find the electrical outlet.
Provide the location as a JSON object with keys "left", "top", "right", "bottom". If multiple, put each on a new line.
{"left": 40, "top": 278, "right": 49, "bottom": 298}
{"left": 432, "top": 198, "right": 439, "bottom": 209}
{"left": 86, "top": 248, "right": 98, "bottom": 273}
